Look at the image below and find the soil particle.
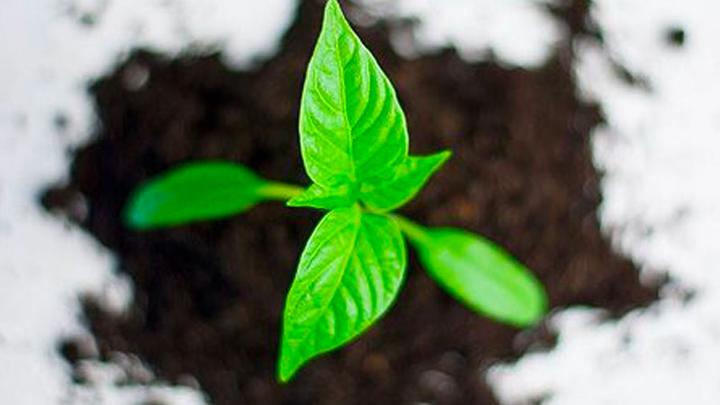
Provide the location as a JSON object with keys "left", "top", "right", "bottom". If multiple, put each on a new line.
{"left": 666, "top": 27, "right": 686, "bottom": 47}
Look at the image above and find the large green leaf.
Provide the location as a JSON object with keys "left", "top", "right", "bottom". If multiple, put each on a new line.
{"left": 124, "top": 162, "right": 299, "bottom": 229}
{"left": 396, "top": 218, "right": 547, "bottom": 327}
{"left": 360, "top": 151, "right": 451, "bottom": 212}
{"left": 298, "top": 0, "right": 408, "bottom": 188}
{"left": 279, "top": 205, "right": 406, "bottom": 382}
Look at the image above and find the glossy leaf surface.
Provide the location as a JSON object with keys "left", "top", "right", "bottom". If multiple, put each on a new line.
{"left": 279, "top": 205, "right": 406, "bottom": 381}
{"left": 298, "top": 0, "right": 408, "bottom": 188}
{"left": 403, "top": 224, "right": 547, "bottom": 327}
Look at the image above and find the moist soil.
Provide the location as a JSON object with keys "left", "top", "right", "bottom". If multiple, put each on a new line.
{"left": 44, "top": 1, "right": 657, "bottom": 404}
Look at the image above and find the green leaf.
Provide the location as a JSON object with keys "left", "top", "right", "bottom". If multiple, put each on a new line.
{"left": 396, "top": 218, "right": 547, "bottom": 327}
{"left": 287, "top": 182, "right": 357, "bottom": 210}
{"left": 360, "top": 151, "right": 451, "bottom": 212}
{"left": 124, "top": 161, "right": 297, "bottom": 229}
{"left": 298, "top": 0, "right": 408, "bottom": 188}
{"left": 279, "top": 205, "right": 406, "bottom": 382}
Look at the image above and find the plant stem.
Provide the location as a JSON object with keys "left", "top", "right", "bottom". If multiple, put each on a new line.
{"left": 389, "top": 214, "right": 431, "bottom": 245}
{"left": 261, "top": 182, "right": 305, "bottom": 201}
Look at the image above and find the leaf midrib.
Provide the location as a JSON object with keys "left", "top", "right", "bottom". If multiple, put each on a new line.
{"left": 333, "top": 24, "right": 355, "bottom": 182}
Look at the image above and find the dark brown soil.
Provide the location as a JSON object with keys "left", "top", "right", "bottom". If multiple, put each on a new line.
{"left": 44, "top": 1, "right": 657, "bottom": 404}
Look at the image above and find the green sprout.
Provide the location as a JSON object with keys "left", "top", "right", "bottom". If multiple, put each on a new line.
{"left": 124, "top": 0, "right": 547, "bottom": 383}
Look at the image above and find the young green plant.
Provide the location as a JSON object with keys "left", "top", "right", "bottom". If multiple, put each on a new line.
{"left": 124, "top": 0, "right": 548, "bottom": 383}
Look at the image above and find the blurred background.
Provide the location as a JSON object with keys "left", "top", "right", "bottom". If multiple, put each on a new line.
{"left": 1, "top": 0, "right": 720, "bottom": 404}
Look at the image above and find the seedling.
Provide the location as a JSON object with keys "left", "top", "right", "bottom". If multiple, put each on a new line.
{"left": 125, "top": 0, "right": 547, "bottom": 382}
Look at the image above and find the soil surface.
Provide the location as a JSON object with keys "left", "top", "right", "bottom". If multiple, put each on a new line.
{"left": 44, "top": 1, "right": 657, "bottom": 404}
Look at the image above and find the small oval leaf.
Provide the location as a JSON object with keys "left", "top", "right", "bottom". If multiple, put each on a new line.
{"left": 405, "top": 225, "right": 547, "bottom": 327}
{"left": 287, "top": 182, "right": 357, "bottom": 210}
{"left": 360, "top": 151, "right": 451, "bottom": 212}
{"left": 125, "top": 162, "right": 273, "bottom": 229}
{"left": 279, "top": 205, "right": 406, "bottom": 381}
{"left": 299, "top": 0, "right": 409, "bottom": 187}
